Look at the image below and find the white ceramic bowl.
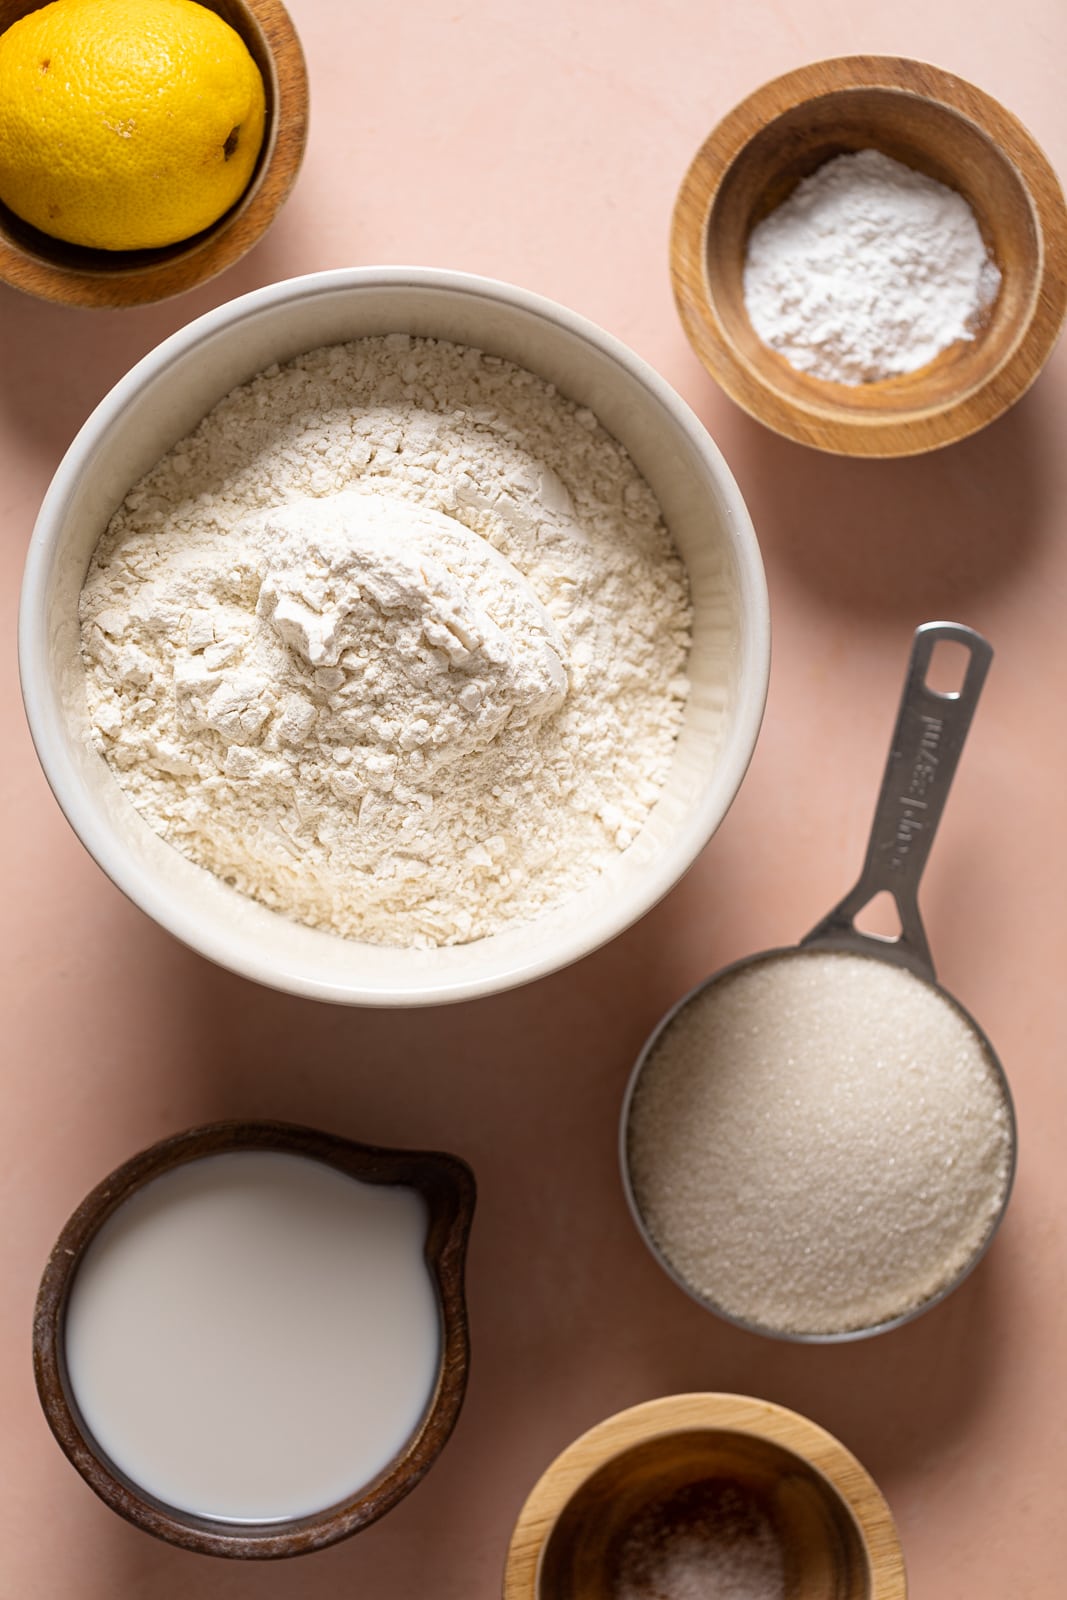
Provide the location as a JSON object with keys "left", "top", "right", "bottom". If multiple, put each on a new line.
{"left": 19, "top": 268, "right": 769, "bottom": 1006}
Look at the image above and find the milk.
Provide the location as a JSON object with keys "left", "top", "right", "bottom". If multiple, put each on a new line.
{"left": 62, "top": 1150, "right": 441, "bottom": 1523}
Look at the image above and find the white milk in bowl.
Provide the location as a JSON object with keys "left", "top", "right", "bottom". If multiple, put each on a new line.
{"left": 61, "top": 1150, "right": 442, "bottom": 1523}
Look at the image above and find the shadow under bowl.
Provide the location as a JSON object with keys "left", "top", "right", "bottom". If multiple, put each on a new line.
{"left": 32, "top": 1120, "right": 475, "bottom": 1559}
{"left": 0, "top": 0, "right": 308, "bottom": 308}
{"left": 670, "top": 55, "right": 1067, "bottom": 456}
{"left": 504, "top": 1395, "right": 906, "bottom": 1600}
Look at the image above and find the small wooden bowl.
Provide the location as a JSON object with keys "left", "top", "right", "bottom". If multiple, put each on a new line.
{"left": 504, "top": 1394, "right": 906, "bottom": 1599}
{"left": 671, "top": 56, "right": 1067, "bottom": 456}
{"left": 33, "top": 1120, "right": 475, "bottom": 1559}
{"left": 0, "top": 0, "right": 308, "bottom": 308}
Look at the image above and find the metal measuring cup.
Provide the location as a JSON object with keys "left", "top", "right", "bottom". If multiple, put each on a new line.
{"left": 620, "top": 621, "right": 1017, "bottom": 1342}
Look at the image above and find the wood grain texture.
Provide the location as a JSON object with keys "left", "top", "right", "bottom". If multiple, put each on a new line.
{"left": 0, "top": 0, "right": 309, "bottom": 307}
{"left": 669, "top": 56, "right": 1067, "bottom": 457}
{"left": 33, "top": 1120, "right": 475, "bottom": 1559}
{"left": 503, "top": 1393, "right": 906, "bottom": 1600}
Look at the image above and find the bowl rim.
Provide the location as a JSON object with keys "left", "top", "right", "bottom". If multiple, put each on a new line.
{"left": 32, "top": 1118, "right": 476, "bottom": 1559}
{"left": 17, "top": 264, "right": 770, "bottom": 1007}
{"left": 502, "top": 1392, "right": 907, "bottom": 1599}
{"left": 670, "top": 53, "right": 1067, "bottom": 457}
{"left": 0, "top": 0, "right": 309, "bottom": 308}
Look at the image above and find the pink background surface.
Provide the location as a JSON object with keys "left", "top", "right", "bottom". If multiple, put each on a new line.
{"left": 3, "top": 1, "right": 1066, "bottom": 1595}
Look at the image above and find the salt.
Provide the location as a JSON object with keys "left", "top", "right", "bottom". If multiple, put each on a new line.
{"left": 613, "top": 1479, "right": 785, "bottom": 1600}
{"left": 625, "top": 950, "right": 1012, "bottom": 1335}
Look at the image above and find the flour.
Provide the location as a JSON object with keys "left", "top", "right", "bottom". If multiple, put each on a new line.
{"left": 80, "top": 336, "right": 692, "bottom": 948}
{"left": 743, "top": 149, "right": 1001, "bottom": 385}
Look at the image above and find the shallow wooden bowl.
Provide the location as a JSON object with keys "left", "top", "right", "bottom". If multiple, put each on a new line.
{"left": 671, "top": 56, "right": 1067, "bottom": 456}
{"left": 504, "top": 1394, "right": 906, "bottom": 1599}
{"left": 33, "top": 1120, "right": 475, "bottom": 1559}
{"left": 0, "top": 0, "right": 308, "bottom": 308}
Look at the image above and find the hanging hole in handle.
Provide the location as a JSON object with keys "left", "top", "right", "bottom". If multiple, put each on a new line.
{"left": 924, "top": 637, "right": 972, "bottom": 698}
{"left": 852, "top": 890, "right": 904, "bottom": 944}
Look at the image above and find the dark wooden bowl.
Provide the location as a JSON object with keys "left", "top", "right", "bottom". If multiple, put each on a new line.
{"left": 504, "top": 1395, "right": 907, "bottom": 1600}
{"left": 33, "top": 1120, "right": 475, "bottom": 1559}
{"left": 0, "top": 0, "right": 308, "bottom": 307}
{"left": 670, "top": 56, "right": 1067, "bottom": 456}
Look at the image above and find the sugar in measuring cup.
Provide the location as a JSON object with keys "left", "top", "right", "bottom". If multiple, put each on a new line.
{"left": 621, "top": 622, "right": 1017, "bottom": 1342}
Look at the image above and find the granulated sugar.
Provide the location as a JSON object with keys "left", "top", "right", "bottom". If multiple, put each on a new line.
{"left": 612, "top": 1479, "right": 785, "bottom": 1600}
{"left": 80, "top": 336, "right": 694, "bottom": 948}
{"left": 626, "top": 950, "right": 1012, "bottom": 1335}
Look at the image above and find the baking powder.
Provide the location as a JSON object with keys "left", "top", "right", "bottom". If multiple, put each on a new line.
{"left": 743, "top": 149, "right": 1001, "bottom": 385}
{"left": 80, "top": 337, "right": 694, "bottom": 948}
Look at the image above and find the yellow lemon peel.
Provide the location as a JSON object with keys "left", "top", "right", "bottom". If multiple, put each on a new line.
{"left": 0, "top": 0, "right": 266, "bottom": 251}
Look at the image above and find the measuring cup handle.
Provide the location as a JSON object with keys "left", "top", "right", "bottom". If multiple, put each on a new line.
{"left": 801, "top": 621, "right": 993, "bottom": 979}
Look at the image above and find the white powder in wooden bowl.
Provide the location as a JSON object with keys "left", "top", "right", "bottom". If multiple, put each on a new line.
{"left": 625, "top": 950, "right": 1013, "bottom": 1335}
{"left": 743, "top": 149, "right": 1001, "bottom": 385}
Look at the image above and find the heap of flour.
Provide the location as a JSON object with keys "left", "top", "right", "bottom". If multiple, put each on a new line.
{"left": 80, "top": 336, "right": 694, "bottom": 948}
{"left": 176, "top": 493, "right": 569, "bottom": 787}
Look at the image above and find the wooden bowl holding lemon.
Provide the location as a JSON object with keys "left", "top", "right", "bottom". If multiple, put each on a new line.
{"left": 0, "top": 0, "right": 307, "bottom": 307}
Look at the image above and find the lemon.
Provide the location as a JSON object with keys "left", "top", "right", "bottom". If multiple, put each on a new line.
{"left": 0, "top": 0, "right": 266, "bottom": 251}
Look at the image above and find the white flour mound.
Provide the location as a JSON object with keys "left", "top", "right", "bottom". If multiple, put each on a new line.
{"left": 80, "top": 336, "right": 694, "bottom": 948}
